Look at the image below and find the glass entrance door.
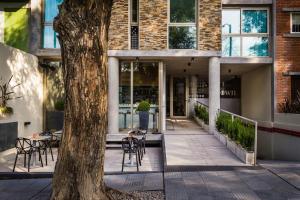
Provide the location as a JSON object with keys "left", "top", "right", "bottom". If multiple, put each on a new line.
{"left": 172, "top": 77, "right": 187, "bottom": 117}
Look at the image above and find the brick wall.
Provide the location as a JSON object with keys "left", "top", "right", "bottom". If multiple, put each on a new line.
{"left": 276, "top": 0, "right": 300, "bottom": 110}
{"left": 108, "top": 0, "right": 129, "bottom": 50}
{"left": 139, "top": 0, "right": 167, "bottom": 50}
{"left": 198, "top": 0, "right": 222, "bottom": 51}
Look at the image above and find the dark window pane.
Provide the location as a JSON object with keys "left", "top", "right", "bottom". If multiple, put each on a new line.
{"left": 242, "top": 10, "right": 268, "bottom": 33}
{"left": 170, "top": 0, "right": 195, "bottom": 23}
{"left": 292, "top": 13, "right": 300, "bottom": 33}
{"left": 133, "top": 62, "right": 158, "bottom": 105}
{"left": 292, "top": 76, "right": 300, "bottom": 102}
{"left": 169, "top": 26, "right": 196, "bottom": 49}
{"left": 131, "top": 26, "right": 139, "bottom": 49}
{"left": 131, "top": 0, "right": 138, "bottom": 23}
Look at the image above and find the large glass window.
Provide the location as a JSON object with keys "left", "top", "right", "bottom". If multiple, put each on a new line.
{"left": 222, "top": 8, "right": 269, "bottom": 57}
{"left": 119, "top": 62, "right": 159, "bottom": 130}
{"left": 291, "top": 13, "right": 300, "bottom": 33}
{"left": 43, "top": 0, "right": 63, "bottom": 48}
{"left": 168, "top": 0, "right": 196, "bottom": 49}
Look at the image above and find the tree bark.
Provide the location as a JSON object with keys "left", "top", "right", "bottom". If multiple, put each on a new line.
{"left": 50, "top": 0, "right": 126, "bottom": 199}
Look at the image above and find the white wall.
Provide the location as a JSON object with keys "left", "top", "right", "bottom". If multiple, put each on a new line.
{"left": 241, "top": 65, "right": 272, "bottom": 121}
{"left": 0, "top": 43, "right": 43, "bottom": 137}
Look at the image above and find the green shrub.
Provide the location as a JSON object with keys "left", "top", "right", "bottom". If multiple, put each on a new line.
{"left": 54, "top": 100, "right": 64, "bottom": 111}
{"left": 194, "top": 105, "right": 209, "bottom": 124}
{"left": 0, "top": 106, "right": 13, "bottom": 114}
{"left": 136, "top": 100, "right": 150, "bottom": 112}
{"left": 216, "top": 112, "right": 255, "bottom": 151}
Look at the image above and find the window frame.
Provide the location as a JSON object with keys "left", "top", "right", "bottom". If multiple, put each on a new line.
{"left": 42, "top": 0, "right": 61, "bottom": 49}
{"left": 290, "top": 12, "right": 300, "bottom": 34}
{"left": 129, "top": 0, "right": 139, "bottom": 49}
{"left": 167, "top": 0, "right": 198, "bottom": 49}
{"left": 222, "top": 7, "right": 270, "bottom": 57}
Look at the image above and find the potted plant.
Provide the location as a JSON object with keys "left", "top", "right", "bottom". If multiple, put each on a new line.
{"left": 136, "top": 100, "right": 150, "bottom": 130}
{"left": 0, "top": 76, "right": 21, "bottom": 119}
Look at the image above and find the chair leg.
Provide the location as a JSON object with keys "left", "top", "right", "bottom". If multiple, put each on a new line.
{"left": 38, "top": 149, "right": 44, "bottom": 167}
{"left": 45, "top": 149, "right": 48, "bottom": 166}
{"left": 136, "top": 152, "right": 139, "bottom": 172}
{"left": 28, "top": 153, "right": 31, "bottom": 172}
{"left": 13, "top": 153, "right": 19, "bottom": 172}
{"left": 24, "top": 154, "right": 26, "bottom": 167}
{"left": 49, "top": 146, "right": 54, "bottom": 161}
{"left": 138, "top": 150, "right": 142, "bottom": 166}
{"left": 121, "top": 151, "right": 125, "bottom": 172}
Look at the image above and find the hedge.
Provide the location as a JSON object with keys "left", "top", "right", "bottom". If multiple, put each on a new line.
{"left": 194, "top": 105, "right": 209, "bottom": 125}
{"left": 216, "top": 112, "right": 255, "bottom": 151}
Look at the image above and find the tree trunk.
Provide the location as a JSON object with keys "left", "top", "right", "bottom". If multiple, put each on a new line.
{"left": 51, "top": 0, "right": 124, "bottom": 199}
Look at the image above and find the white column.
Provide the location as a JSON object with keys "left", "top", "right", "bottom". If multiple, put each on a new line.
{"left": 209, "top": 57, "right": 221, "bottom": 134}
{"left": 108, "top": 57, "right": 119, "bottom": 134}
{"left": 158, "top": 62, "right": 166, "bottom": 133}
{"left": 190, "top": 75, "right": 198, "bottom": 115}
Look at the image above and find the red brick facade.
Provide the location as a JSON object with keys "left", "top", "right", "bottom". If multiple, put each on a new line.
{"left": 276, "top": 0, "right": 300, "bottom": 111}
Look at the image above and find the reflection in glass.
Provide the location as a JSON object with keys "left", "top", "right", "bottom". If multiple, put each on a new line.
{"left": 242, "top": 10, "right": 268, "bottom": 33}
{"left": 118, "top": 62, "right": 159, "bottom": 130}
{"left": 169, "top": 26, "right": 196, "bottom": 49}
{"left": 242, "top": 37, "right": 269, "bottom": 56}
{"left": 222, "top": 10, "right": 241, "bottom": 34}
{"left": 173, "top": 77, "right": 186, "bottom": 116}
{"left": 170, "top": 0, "right": 195, "bottom": 23}
{"left": 222, "top": 36, "right": 241, "bottom": 57}
{"left": 43, "top": 26, "right": 60, "bottom": 48}
{"left": 131, "top": 0, "right": 138, "bottom": 23}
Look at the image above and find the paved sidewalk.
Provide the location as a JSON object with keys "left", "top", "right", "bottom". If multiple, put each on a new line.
{"left": 164, "top": 169, "right": 300, "bottom": 200}
{"left": 0, "top": 173, "right": 164, "bottom": 200}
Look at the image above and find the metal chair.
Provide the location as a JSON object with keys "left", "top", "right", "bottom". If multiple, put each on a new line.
{"left": 121, "top": 137, "right": 141, "bottom": 172}
{"left": 39, "top": 131, "right": 54, "bottom": 163}
{"left": 13, "top": 138, "right": 43, "bottom": 172}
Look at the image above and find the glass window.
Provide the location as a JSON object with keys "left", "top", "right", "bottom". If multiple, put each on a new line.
{"left": 242, "top": 10, "right": 268, "bottom": 33}
{"left": 170, "top": 0, "right": 195, "bottom": 23}
{"left": 119, "top": 62, "right": 159, "bottom": 130}
{"left": 131, "top": 0, "right": 138, "bottom": 24}
{"left": 242, "top": 37, "right": 268, "bottom": 57}
{"left": 291, "top": 76, "right": 300, "bottom": 102}
{"left": 222, "top": 8, "right": 269, "bottom": 57}
{"left": 222, "top": 37, "right": 241, "bottom": 57}
{"left": 168, "top": 0, "right": 196, "bottom": 49}
{"left": 169, "top": 26, "right": 196, "bottom": 49}
{"left": 222, "top": 10, "right": 241, "bottom": 34}
{"left": 43, "top": 0, "right": 63, "bottom": 48}
{"left": 291, "top": 13, "right": 300, "bottom": 33}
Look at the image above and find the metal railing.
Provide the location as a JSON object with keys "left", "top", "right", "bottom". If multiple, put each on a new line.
{"left": 219, "top": 109, "right": 258, "bottom": 165}
{"left": 195, "top": 101, "right": 208, "bottom": 109}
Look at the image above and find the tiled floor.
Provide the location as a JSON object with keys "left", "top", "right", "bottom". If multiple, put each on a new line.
{"left": 0, "top": 147, "right": 163, "bottom": 173}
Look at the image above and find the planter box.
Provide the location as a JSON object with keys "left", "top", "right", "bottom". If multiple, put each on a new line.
{"left": 194, "top": 116, "right": 209, "bottom": 132}
{"left": 213, "top": 130, "right": 255, "bottom": 165}
{"left": 214, "top": 131, "right": 227, "bottom": 146}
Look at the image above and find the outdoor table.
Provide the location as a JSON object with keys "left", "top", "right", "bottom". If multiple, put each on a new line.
{"left": 24, "top": 135, "right": 51, "bottom": 166}
{"left": 53, "top": 130, "right": 63, "bottom": 140}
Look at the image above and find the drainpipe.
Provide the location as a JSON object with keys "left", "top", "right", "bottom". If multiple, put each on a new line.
{"left": 272, "top": 0, "right": 277, "bottom": 123}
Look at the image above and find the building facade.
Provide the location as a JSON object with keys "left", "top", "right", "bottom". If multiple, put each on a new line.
{"left": 0, "top": 0, "right": 300, "bottom": 159}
